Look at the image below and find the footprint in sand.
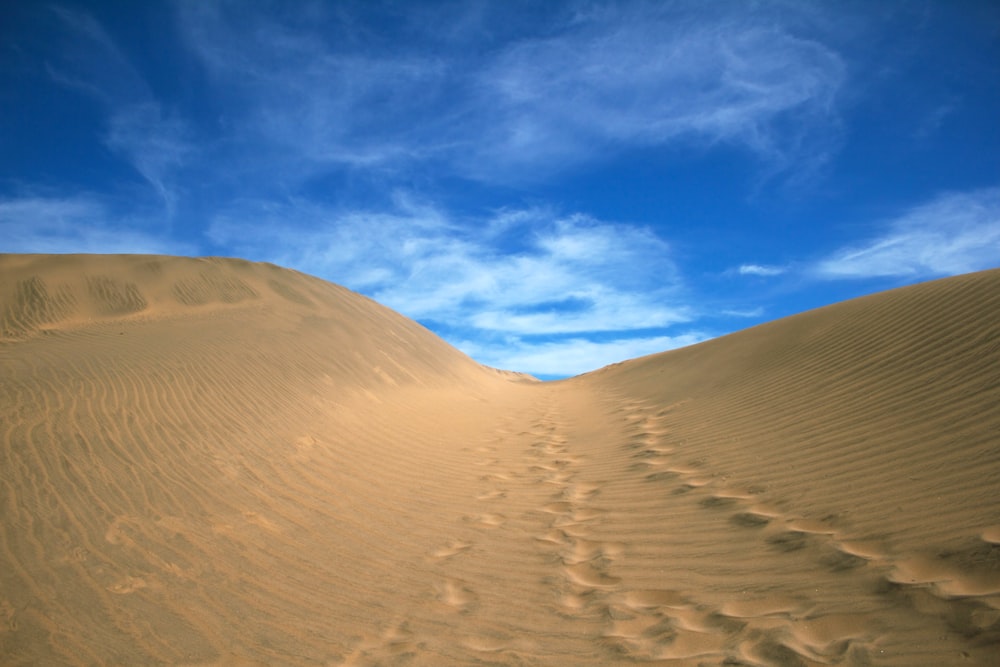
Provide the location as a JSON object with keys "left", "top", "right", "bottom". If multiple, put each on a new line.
{"left": 698, "top": 495, "right": 740, "bottom": 509}
{"left": 339, "top": 619, "right": 418, "bottom": 664}
{"left": 461, "top": 632, "right": 525, "bottom": 655}
{"left": 430, "top": 539, "right": 472, "bottom": 560}
{"left": 560, "top": 537, "right": 623, "bottom": 566}
{"left": 377, "top": 622, "right": 418, "bottom": 658}
{"left": 565, "top": 482, "right": 600, "bottom": 503}
{"left": 465, "top": 512, "right": 505, "bottom": 528}
{"left": 1, "top": 599, "right": 19, "bottom": 632}
{"left": 563, "top": 562, "right": 621, "bottom": 589}
{"left": 644, "top": 470, "right": 681, "bottom": 483}
{"left": 104, "top": 516, "right": 137, "bottom": 545}
{"left": 542, "top": 501, "right": 574, "bottom": 514}
{"left": 544, "top": 470, "right": 574, "bottom": 487}
{"left": 107, "top": 575, "right": 148, "bottom": 594}
{"left": 534, "top": 528, "right": 569, "bottom": 546}
{"left": 600, "top": 610, "right": 679, "bottom": 660}
{"left": 617, "top": 589, "right": 692, "bottom": 611}
{"left": 557, "top": 589, "right": 596, "bottom": 614}
{"left": 729, "top": 511, "right": 772, "bottom": 528}
{"left": 437, "top": 578, "right": 477, "bottom": 613}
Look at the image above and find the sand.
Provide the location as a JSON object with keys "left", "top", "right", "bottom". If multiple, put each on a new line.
{"left": 1, "top": 253, "right": 998, "bottom": 666}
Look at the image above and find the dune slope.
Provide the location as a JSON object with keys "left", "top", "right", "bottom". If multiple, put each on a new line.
{"left": 574, "top": 268, "right": 1000, "bottom": 665}
{"left": 1, "top": 255, "right": 997, "bottom": 666}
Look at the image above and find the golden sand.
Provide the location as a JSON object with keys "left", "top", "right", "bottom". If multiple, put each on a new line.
{"left": 1, "top": 254, "right": 998, "bottom": 665}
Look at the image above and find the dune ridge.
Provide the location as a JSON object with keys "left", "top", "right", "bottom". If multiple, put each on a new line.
{"left": 1, "top": 254, "right": 997, "bottom": 666}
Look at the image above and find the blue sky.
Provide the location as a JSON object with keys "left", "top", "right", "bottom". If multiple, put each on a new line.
{"left": 2, "top": 1, "right": 998, "bottom": 378}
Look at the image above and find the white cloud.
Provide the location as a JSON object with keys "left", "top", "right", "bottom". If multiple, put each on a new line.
{"left": 206, "top": 197, "right": 695, "bottom": 373}
{"left": 816, "top": 187, "right": 1000, "bottom": 279}
{"left": 469, "top": 297, "right": 688, "bottom": 335}
{"left": 458, "top": 333, "right": 708, "bottom": 378}
{"left": 209, "top": 198, "right": 687, "bottom": 329}
{"left": 0, "top": 195, "right": 193, "bottom": 255}
{"left": 738, "top": 264, "right": 787, "bottom": 276}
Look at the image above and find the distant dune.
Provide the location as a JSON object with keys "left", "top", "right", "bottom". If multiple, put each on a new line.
{"left": 1, "top": 254, "right": 997, "bottom": 666}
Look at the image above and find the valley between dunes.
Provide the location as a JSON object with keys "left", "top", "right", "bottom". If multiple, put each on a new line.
{"left": 1, "top": 254, "right": 998, "bottom": 666}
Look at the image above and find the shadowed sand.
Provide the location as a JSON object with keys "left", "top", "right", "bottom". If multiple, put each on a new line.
{"left": 1, "top": 254, "right": 998, "bottom": 665}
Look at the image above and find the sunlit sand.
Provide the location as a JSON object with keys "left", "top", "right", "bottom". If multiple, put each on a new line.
{"left": 2, "top": 254, "right": 998, "bottom": 665}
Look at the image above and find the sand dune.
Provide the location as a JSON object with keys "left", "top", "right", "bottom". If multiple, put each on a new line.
{"left": 1, "top": 254, "right": 998, "bottom": 666}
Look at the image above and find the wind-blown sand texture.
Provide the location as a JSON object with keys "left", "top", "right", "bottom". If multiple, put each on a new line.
{"left": 1, "top": 254, "right": 998, "bottom": 666}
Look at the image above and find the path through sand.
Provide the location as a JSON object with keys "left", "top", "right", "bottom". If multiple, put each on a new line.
{"left": 1, "top": 255, "right": 998, "bottom": 665}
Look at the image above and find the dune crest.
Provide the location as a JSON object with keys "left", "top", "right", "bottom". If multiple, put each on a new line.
{"left": 1, "top": 254, "right": 998, "bottom": 665}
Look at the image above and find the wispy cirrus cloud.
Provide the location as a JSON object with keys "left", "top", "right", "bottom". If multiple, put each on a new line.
{"left": 0, "top": 194, "right": 193, "bottom": 255}
{"left": 469, "top": 4, "right": 845, "bottom": 178}
{"left": 105, "top": 103, "right": 193, "bottom": 215}
{"left": 175, "top": 2, "right": 450, "bottom": 176}
{"left": 45, "top": 5, "right": 194, "bottom": 215}
{"left": 37, "top": 0, "right": 851, "bottom": 252}
{"left": 816, "top": 187, "right": 1000, "bottom": 280}
{"left": 173, "top": 1, "right": 847, "bottom": 185}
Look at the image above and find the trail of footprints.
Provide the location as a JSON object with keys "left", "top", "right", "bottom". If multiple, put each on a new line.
{"left": 341, "top": 426, "right": 519, "bottom": 663}
{"left": 425, "top": 397, "right": 885, "bottom": 664}
{"left": 603, "top": 399, "right": 1000, "bottom": 665}
{"left": 523, "top": 407, "right": 625, "bottom": 620}
{"left": 338, "top": 619, "right": 421, "bottom": 666}
{"left": 600, "top": 400, "right": 883, "bottom": 664}
{"left": 347, "top": 395, "right": 998, "bottom": 664}
{"left": 428, "top": 416, "right": 522, "bottom": 620}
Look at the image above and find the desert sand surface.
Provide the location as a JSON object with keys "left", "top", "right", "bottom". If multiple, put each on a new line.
{"left": 1, "top": 253, "right": 998, "bottom": 666}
